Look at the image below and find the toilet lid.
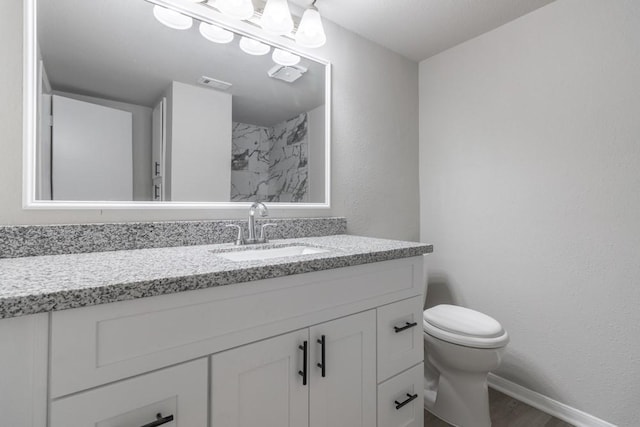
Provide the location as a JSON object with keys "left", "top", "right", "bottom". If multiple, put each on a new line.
{"left": 423, "top": 305, "right": 509, "bottom": 348}
{"left": 424, "top": 305, "right": 504, "bottom": 338}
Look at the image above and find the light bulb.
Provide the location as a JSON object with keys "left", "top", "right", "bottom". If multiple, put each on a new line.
{"left": 239, "top": 36, "right": 271, "bottom": 56}
{"left": 153, "top": 5, "right": 193, "bottom": 30}
{"left": 272, "top": 48, "right": 300, "bottom": 66}
{"left": 296, "top": 6, "right": 326, "bottom": 48}
{"left": 199, "top": 22, "right": 234, "bottom": 44}
{"left": 216, "top": 0, "right": 254, "bottom": 20}
{"left": 260, "top": 0, "right": 294, "bottom": 35}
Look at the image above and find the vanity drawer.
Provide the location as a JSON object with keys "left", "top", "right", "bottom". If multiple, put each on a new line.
{"left": 377, "top": 363, "right": 424, "bottom": 427}
{"left": 377, "top": 296, "right": 424, "bottom": 382}
{"left": 50, "top": 256, "right": 423, "bottom": 397}
{"left": 50, "top": 358, "right": 207, "bottom": 427}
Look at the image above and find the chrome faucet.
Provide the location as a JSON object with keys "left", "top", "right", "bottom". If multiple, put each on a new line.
{"left": 225, "top": 202, "right": 277, "bottom": 245}
{"left": 247, "top": 202, "right": 268, "bottom": 244}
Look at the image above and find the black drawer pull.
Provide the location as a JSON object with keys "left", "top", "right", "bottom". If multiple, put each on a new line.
{"left": 316, "top": 335, "right": 326, "bottom": 377}
{"left": 394, "top": 393, "right": 418, "bottom": 410}
{"left": 298, "top": 341, "right": 308, "bottom": 386}
{"left": 394, "top": 321, "right": 418, "bottom": 333}
{"left": 140, "top": 413, "right": 174, "bottom": 427}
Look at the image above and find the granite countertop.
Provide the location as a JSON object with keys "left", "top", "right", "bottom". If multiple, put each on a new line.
{"left": 0, "top": 234, "right": 432, "bottom": 319}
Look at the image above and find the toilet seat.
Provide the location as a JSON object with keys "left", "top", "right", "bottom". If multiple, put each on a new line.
{"left": 423, "top": 304, "right": 509, "bottom": 349}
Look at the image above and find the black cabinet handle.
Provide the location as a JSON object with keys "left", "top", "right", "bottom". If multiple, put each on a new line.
{"left": 298, "top": 341, "right": 308, "bottom": 386}
{"left": 393, "top": 321, "right": 418, "bottom": 333}
{"left": 154, "top": 161, "right": 160, "bottom": 177}
{"left": 140, "top": 413, "right": 174, "bottom": 427}
{"left": 154, "top": 184, "right": 160, "bottom": 200}
{"left": 316, "top": 335, "right": 326, "bottom": 377}
{"left": 394, "top": 393, "right": 418, "bottom": 410}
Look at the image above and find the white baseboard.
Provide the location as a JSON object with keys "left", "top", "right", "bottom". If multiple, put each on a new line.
{"left": 487, "top": 374, "right": 617, "bottom": 427}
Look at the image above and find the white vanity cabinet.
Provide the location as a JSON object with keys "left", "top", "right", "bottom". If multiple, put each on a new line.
{"left": 377, "top": 363, "right": 425, "bottom": 427}
{"left": 376, "top": 296, "right": 425, "bottom": 427}
{"left": 309, "top": 311, "right": 377, "bottom": 427}
{"left": 211, "top": 329, "right": 310, "bottom": 427}
{"left": 211, "top": 310, "right": 376, "bottom": 427}
{"left": 4, "top": 255, "right": 425, "bottom": 427}
{"left": 50, "top": 359, "right": 207, "bottom": 427}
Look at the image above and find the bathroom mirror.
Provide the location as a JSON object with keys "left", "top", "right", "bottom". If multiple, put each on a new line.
{"left": 23, "top": 0, "right": 330, "bottom": 209}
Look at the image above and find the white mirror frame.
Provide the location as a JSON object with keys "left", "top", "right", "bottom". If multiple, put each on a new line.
{"left": 22, "top": 0, "right": 331, "bottom": 210}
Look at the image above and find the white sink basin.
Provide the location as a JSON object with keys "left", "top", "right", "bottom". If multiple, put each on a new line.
{"left": 217, "top": 245, "right": 330, "bottom": 262}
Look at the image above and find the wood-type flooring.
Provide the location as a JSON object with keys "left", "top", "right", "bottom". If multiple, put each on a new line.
{"left": 424, "top": 388, "right": 575, "bottom": 427}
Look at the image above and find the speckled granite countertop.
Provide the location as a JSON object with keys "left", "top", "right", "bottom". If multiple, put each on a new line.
{"left": 0, "top": 235, "right": 432, "bottom": 319}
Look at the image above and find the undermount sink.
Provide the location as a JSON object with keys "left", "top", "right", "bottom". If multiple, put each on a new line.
{"left": 216, "top": 245, "right": 331, "bottom": 262}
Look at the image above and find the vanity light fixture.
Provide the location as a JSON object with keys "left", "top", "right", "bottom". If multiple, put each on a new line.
{"left": 239, "top": 36, "right": 271, "bottom": 55}
{"left": 152, "top": 0, "right": 328, "bottom": 49}
{"left": 199, "top": 22, "right": 234, "bottom": 43}
{"left": 296, "top": 0, "right": 326, "bottom": 48}
{"left": 272, "top": 48, "right": 300, "bottom": 66}
{"left": 215, "top": 0, "right": 255, "bottom": 20}
{"left": 152, "top": 5, "right": 193, "bottom": 30}
{"left": 260, "top": 0, "right": 294, "bottom": 35}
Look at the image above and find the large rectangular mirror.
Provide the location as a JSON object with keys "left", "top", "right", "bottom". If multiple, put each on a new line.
{"left": 23, "top": 0, "right": 330, "bottom": 208}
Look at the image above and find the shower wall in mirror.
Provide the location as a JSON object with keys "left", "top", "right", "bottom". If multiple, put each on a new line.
{"left": 231, "top": 108, "right": 325, "bottom": 203}
{"left": 29, "top": 0, "right": 330, "bottom": 207}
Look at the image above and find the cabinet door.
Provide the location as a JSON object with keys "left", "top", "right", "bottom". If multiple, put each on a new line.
{"left": 309, "top": 310, "right": 377, "bottom": 427}
{"left": 211, "top": 329, "right": 309, "bottom": 427}
{"left": 50, "top": 359, "right": 207, "bottom": 427}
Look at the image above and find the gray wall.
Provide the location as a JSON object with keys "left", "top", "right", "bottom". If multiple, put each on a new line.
{"left": 0, "top": 0, "right": 419, "bottom": 241}
{"left": 419, "top": 1, "right": 640, "bottom": 425}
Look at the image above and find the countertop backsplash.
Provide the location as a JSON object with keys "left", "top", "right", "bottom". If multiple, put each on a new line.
{"left": 0, "top": 217, "right": 347, "bottom": 259}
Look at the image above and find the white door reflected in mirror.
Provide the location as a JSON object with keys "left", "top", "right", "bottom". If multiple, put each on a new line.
{"left": 49, "top": 95, "right": 133, "bottom": 201}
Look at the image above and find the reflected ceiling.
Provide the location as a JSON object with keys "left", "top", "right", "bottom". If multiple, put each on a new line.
{"left": 38, "top": 0, "right": 325, "bottom": 126}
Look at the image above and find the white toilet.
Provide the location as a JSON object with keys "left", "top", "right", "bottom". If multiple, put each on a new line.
{"left": 422, "top": 304, "right": 509, "bottom": 427}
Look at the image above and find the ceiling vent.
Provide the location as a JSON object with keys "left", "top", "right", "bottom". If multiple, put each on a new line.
{"left": 267, "top": 64, "right": 308, "bottom": 83}
{"left": 198, "top": 76, "right": 232, "bottom": 91}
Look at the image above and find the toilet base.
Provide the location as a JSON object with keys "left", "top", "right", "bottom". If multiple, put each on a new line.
{"left": 424, "top": 371, "right": 492, "bottom": 427}
{"left": 423, "top": 333, "right": 505, "bottom": 427}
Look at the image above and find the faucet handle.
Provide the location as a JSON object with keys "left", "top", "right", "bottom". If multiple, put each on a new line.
{"left": 225, "top": 224, "right": 245, "bottom": 246}
{"left": 259, "top": 223, "right": 277, "bottom": 243}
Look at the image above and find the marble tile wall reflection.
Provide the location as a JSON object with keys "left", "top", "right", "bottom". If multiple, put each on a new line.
{"left": 231, "top": 113, "right": 309, "bottom": 202}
